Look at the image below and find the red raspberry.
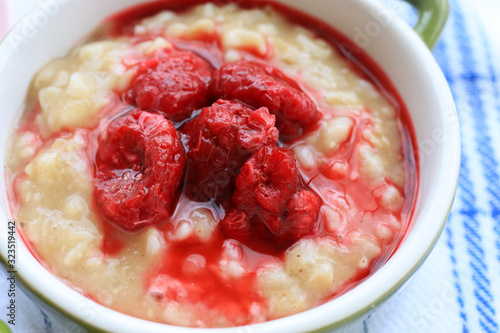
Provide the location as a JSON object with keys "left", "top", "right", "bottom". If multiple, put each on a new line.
{"left": 280, "top": 190, "right": 321, "bottom": 242}
{"left": 222, "top": 145, "right": 321, "bottom": 245}
{"left": 126, "top": 50, "right": 212, "bottom": 122}
{"left": 233, "top": 146, "right": 298, "bottom": 213}
{"left": 221, "top": 209, "right": 250, "bottom": 240}
{"left": 182, "top": 100, "right": 279, "bottom": 203}
{"left": 94, "top": 110, "right": 186, "bottom": 232}
{"left": 212, "top": 61, "right": 322, "bottom": 140}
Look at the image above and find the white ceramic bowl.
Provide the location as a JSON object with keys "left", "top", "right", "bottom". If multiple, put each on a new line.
{"left": 0, "top": 0, "right": 459, "bottom": 332}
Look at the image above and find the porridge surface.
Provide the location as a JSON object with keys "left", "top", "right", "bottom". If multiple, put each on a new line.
{"left": 6, "top": 2, "right": 417, "bottom": 328}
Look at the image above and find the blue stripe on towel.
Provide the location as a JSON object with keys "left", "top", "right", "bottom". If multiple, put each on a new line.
{"left": 452, "top": 1, "right": 499, "bottom": 331}
{"left": 434, "top": 37, "right": 470, "bottom": 333}
{"left": 478, "top": 24, "right": 500, "bottom": 263}
{"left": 445, "top": 214, "right": 470, "bottom": 333}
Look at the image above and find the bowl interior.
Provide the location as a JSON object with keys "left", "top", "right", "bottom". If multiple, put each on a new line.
{"left": 0, "top": 0, "right": 459, "bottom": 332}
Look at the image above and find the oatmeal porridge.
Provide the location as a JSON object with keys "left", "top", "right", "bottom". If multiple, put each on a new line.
{"left": 6, "top": 1, "right": 418, "bottom": 328}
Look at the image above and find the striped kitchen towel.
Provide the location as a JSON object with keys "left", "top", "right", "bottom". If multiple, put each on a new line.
{"left": 368, "top": 0, "right": 500, "bottom": 332}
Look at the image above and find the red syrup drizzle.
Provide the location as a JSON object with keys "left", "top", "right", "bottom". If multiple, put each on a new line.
{"left": 148, "top": 229, "right": 273, "bottom": 323}
{"left": 10, "top": 0, "right": 419, "bottom": 325}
